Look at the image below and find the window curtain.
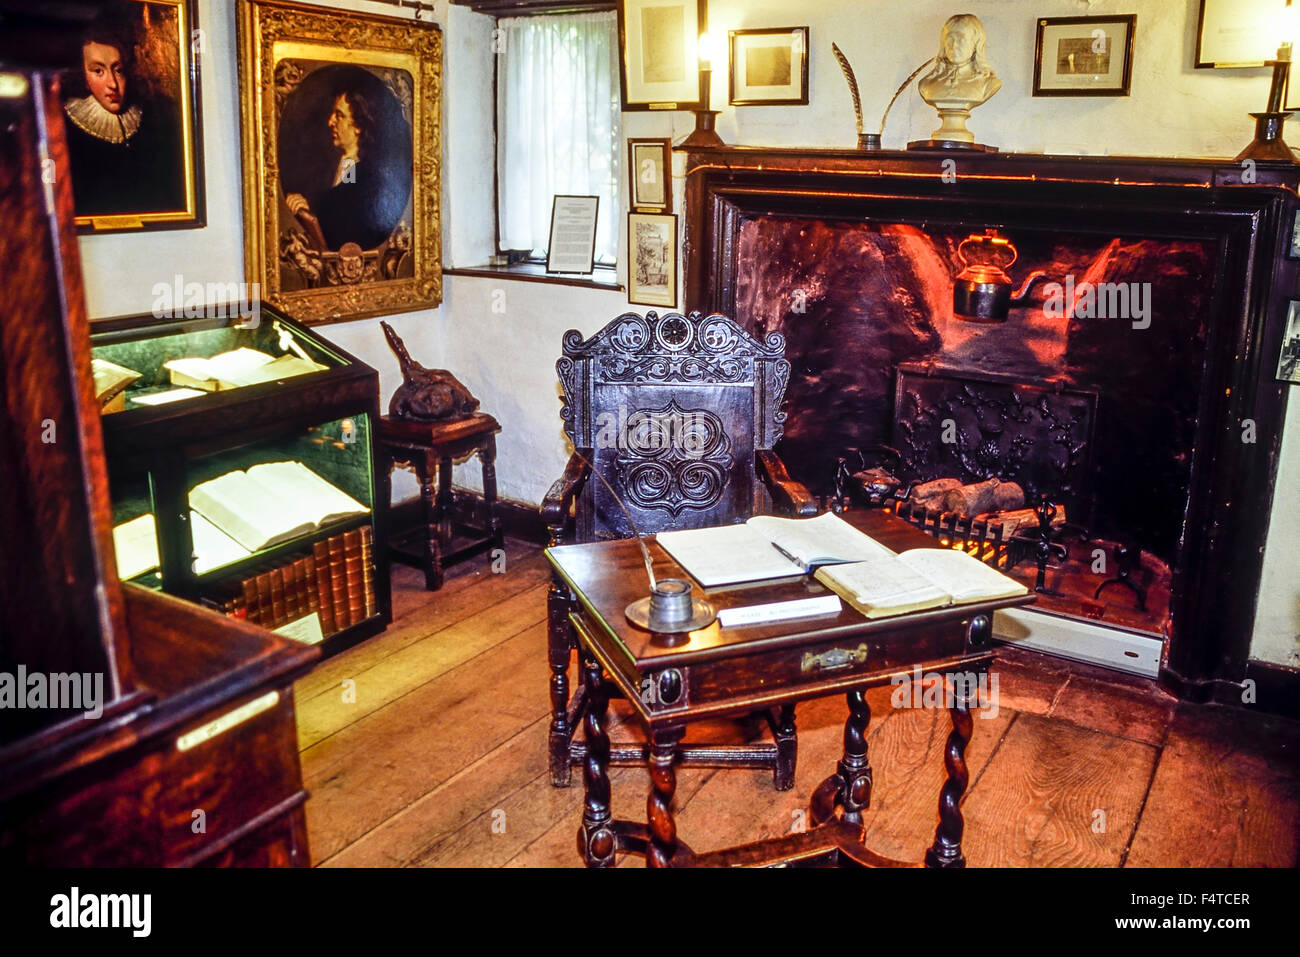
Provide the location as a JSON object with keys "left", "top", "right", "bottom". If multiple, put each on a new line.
{"left": 497, "top": 11, "right": 620, "bottom": 264}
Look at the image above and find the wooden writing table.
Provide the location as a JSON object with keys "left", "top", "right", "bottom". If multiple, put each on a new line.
{"left": 545, "top": 510, "right": 1036, "bottom": 867}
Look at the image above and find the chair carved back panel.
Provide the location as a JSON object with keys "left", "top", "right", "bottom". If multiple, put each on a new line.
{"left": 558, "top": 311, "right": 791, "bottom": 540}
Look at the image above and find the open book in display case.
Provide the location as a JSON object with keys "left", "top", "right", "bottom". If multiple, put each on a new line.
{"left": 91, "top": 306, "right": 391, "bottom": 659}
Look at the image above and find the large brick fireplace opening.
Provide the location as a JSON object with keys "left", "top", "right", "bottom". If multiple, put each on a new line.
{"left": 683, "top": 147, "right": 1296, "bottom": 697}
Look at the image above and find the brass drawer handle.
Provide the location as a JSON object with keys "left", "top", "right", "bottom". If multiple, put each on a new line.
{"left": 801, "top": 643, "right": 869, "bottom": 673}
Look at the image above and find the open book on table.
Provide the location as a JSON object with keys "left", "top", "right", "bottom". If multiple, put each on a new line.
{"left": 654, "top": 512, "right": 897, "bottom": 588}
{"left": 188, "top": 461, "right": 367, "bottom": 554}
{"left": 815, "top": 548, "right": 1029, "bottom": 619}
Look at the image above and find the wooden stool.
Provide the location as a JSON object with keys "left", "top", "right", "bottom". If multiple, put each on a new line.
{"left": 378, "top": 412, "right": 504, "bottom": 590}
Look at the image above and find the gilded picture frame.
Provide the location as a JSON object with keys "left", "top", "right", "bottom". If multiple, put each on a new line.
{"left": 237, "top": 0, "right": 442, "bottom": 325}
{"left": 61, "top": 0, "right": 205, "bottom": 234}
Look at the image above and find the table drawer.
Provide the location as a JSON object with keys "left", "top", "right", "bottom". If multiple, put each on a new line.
{"left": 684, "top": 617, "right": 980, "bottom": 710}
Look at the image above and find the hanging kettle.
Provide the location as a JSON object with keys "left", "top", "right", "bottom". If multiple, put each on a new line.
{"left": 952, "top": 229, "right": 1048, "bottom": 323}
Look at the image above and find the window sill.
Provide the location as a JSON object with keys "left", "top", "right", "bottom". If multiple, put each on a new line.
{"left": 443, "top": 263, "right": 623, "bottom": 292}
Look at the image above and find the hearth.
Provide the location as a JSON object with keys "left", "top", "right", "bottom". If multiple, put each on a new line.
{"left": 682, "top": 147, "right": 1297, "bottom": 694}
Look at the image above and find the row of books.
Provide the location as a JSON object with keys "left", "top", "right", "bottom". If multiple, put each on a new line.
{"left": 203, "top": 526, "right": 376, "bottom": 637}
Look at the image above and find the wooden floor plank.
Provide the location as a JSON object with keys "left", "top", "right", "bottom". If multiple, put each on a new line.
{"left": 960, "top": 713, "right": 1157, "bottom": 867}
{"left": 320, "top": 716, "right": 553, "bottom": 867}
{"left": 301, "top": 623, "right": 550, "bottom": 861}
{"left": 294, "top": 548, "right": 549, "bottom": 702}
{"left": 1047, "top": 673, "right": 1177, "bottom": 747}
{"left": 1125, "top": 703, "right": 1300, "bottom": 867}
{"left": 296, "top": 582, "right": 549, "bottom": 748}
{"left": 296, "top": 545, "right": 1300, "bottom": 868}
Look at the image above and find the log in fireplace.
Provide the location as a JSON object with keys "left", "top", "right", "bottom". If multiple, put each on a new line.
{"left": 682, "top": 146, "right": 1297, "bottom": 700}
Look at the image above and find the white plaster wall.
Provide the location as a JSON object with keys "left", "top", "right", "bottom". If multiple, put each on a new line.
{"left": 73, "top": 0, "right": 1298, "bottom": 664}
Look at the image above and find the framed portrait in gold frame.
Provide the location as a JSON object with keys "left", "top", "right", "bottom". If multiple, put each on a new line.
{"left": 60, "top": 0, "right": 204, "bottom": 234}
{"left": 237, "top": 0, "right": 442, "bottom": 325}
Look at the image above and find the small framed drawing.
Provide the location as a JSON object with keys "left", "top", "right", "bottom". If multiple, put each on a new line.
{"left": 628, "top": 212, "right": 677, "bottom": 308}
{"left": 617, "top": 0, "right": 705, "bottom": 111}
{"left": 1196, "top": 0, "right": 1288, "bottom": 68}
{"left": 729, "top": 27, "right": 809, "bottom": 106}
{"left": 628, "top": 138, "right": 672, "bottom": 212}
{"left": 1033, "top": 16, "right": 1135, "bottom": 97}
{"left": 546, "top": 195, "right": 599, "bottom": 274}
{"left": 1278, "top": 300, "right": 1300, "bottom": 383}
{"left": 1287, "top": 209, "right": 1300, "bottom": 260}
{"left": 60, "top": 0, "right": 205, "bottom": 233}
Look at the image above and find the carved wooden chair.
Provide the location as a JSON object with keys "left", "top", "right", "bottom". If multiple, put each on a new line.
{"left": 542, "top": 310, "right": 817, "bottom": 790}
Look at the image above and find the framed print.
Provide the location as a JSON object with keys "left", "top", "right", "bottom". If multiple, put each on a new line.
{"left": 1278, "top": 301, "right": 1300, "bottom": 383}
{"left": 546, "top": 195, "right": 599, "bottom": 274}
{"left": 628, "top": 212, "right": 677, "bottom": 308}
{"left": 1288, "top": 209, "right": 1300, "bottom": 260}
{"left": 628, "top": 138, "right": 671, "bottom": 212}
{"left": 237, "top": 0, "right": 442, "bottom": 324}
{"left": 1033, "top": 16, "right": 1135, "bottom": 97}
{"left": 617, "top": 0, "right": 705, "bottom": 111}
{"left": 729, "top": 27, "right": 809, "bottom": 106}
{"left": 1196, "top": 0, "right": 1290, "bottom": 68}
{"left": 60, "top": 0, "right": 204, "bottom": 233}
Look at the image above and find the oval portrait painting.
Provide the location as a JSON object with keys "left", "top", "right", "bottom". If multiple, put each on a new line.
{"left": 276, "top": 62, "right": 413, "bottom": 256}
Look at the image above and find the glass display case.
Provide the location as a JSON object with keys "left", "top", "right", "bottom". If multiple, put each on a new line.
{"left": 91, "top": 307, "right": 390, "bottom": 658}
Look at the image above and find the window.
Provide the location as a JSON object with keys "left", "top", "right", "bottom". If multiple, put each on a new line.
{"left": 496, "top": 11, "right": 621, "bottom": 266}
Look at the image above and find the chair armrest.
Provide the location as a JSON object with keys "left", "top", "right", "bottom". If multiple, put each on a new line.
{"left": 756, "top": 450, "right": 818, "bottom": 517}
{"left": 540, "top": 451, "right": 592, "bottom": 543}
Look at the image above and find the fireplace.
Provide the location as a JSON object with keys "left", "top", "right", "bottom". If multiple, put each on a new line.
{"left": 682, "top": 147, "right": 1298, "bottom": 696}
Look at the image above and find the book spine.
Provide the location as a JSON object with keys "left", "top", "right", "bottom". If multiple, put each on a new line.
{"left": 241, "top": 576, "right": 260, "bottom": 626}
{"left": 255, "top": 568, "right": 274, "bottom": 629}
{"left": 269, "top": 566, "right": 287, "bottom": 628}
{"left": 328, "top": 534, "right": 349, "bottom": 630}
{"left": 303, "top": 554, "right": 319, "bottom": 616}
{"left": 360, "top": 525, "right": 376, "bottom": 621}
{"left": 344, "top": 528, "right": 365, "bottom": 628}
{"left": 313, "top": 540, "right": 336, "bottom": 636}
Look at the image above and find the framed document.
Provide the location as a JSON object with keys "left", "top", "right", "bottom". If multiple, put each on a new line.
{"left": 1196, "top": 0, "right": 1290, "bottom": 68}
{"left": 628, "top": 211, "right": 677, "bottom": 308}
{"left": 60, "top": 0, "right": 205, "bottom": 233}
{"left": 237, "top": 0, "right": 442, "bottom": 324}
{"left": 729, "top": 27, "right": 809, "bottom": 106}
{"left": 617, "top": 0, "right": 706, "bottom": 111}
{"left": 1033, "top": 16, "right": 1135, "bottom": 97}
{"left": 628, "top": 138, "right": 671, "bottom": 212}
{"left": 546, "top": 195, "right": 600, "bottom": 274}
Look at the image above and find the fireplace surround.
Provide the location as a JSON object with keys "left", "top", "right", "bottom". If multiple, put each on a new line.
{"left": 681, "top": 146, "right": 1298, "bottom": 699}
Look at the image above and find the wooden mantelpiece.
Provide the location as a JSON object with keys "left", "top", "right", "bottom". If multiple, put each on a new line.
{"left": 680, "top": 144, "right": 1298, "bottom": 702}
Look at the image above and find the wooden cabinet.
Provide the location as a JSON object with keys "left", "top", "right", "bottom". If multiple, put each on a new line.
{"left": 91, "top": 308, "right": 392, "bottom": 659}
{"left": 0, "top": 51, "right": 316, "bottom": 865}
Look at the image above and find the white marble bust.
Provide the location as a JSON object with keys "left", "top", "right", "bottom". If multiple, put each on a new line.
{"left": 917, "top": 14, "right": 1001, "bottom": 143}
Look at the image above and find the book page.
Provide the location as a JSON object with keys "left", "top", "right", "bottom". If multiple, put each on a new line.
{"left": 132, "top": 387, "right": 205, "bottom": 406}
{"left": 746, "top": 511, "right": 896, "bottom": 567}
{"left": 814, "top": 559, "right": 951, "bottom": 618}
{"left": 205, "top": 348, "right": 276, "bottom": 381}
{"left": 112, "top": 514, "right": 159, "bottom": 580}
{"left": 189, "top": 470, "right": 316, "bottom": 552}
{"left": 654, "top": 524, "right": 804, "bottom": 588}
{"left": 245, "top": 462, "right": 367, "bottom": 526}
{"left": 190, "top": 511, "right": 253, "bottom": 574}
{"left": 899, "top": 548, "right": 1029, "bottom": 604}
{"left": 223, "top": 353, "right": 327, "bottom": 388}
{"left": 91, "top": 358, "right": 141, "bottom": 403}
